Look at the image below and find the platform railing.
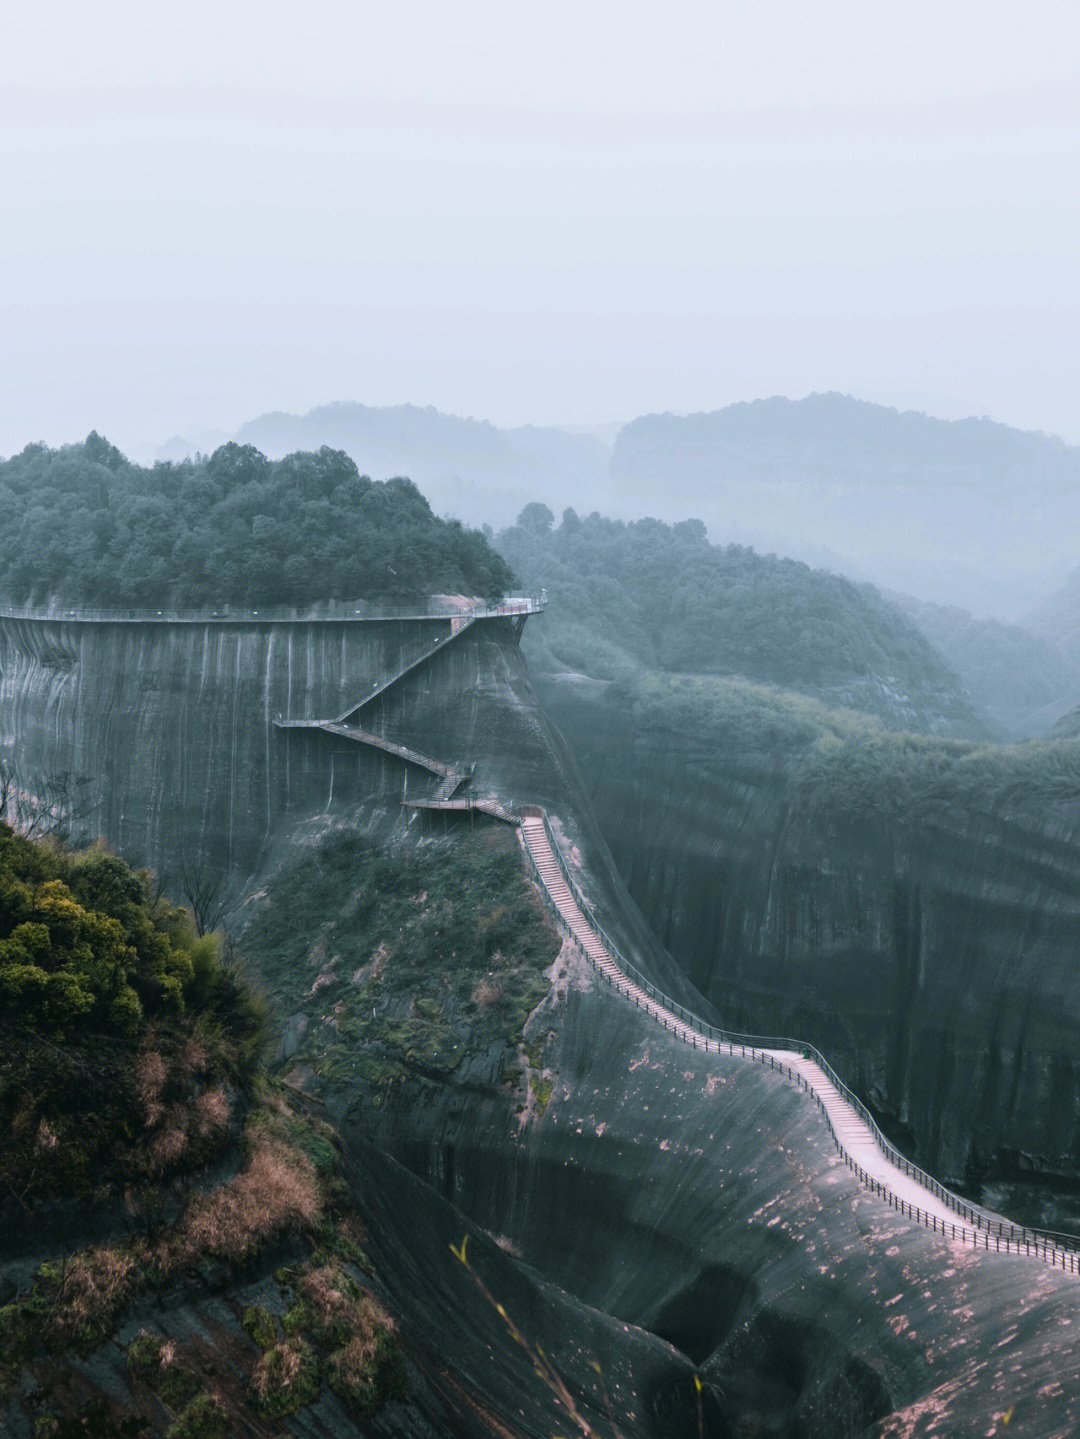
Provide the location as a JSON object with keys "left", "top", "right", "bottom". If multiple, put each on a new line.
{"left": 0, "top": 593, "right": 546, "bottom": 626}
{"left": 516, "top": 804, "right": 1080, "bottom": 1270}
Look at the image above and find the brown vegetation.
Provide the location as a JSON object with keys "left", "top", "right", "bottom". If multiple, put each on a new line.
{"left": 168, "top": 1134, "right": 320, "bottom": 1267}
{"left": 472, "top": 974, "right": 504, "bottom": 1007}
{"left": 251, "top": 1336, "right": 306, "bottom": 1400}
{"left": 50, "top": 1246, "right": 137, "bottom": 1341}
{"left": 193, "top": 1086, "right": 230, "bottom": 1138}
{"left": 134, "top": 1049, "right": 167, "bottom": 1127}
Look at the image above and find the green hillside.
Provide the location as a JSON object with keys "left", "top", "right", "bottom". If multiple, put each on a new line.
{"left": 497, "top": 504, "right": 985, "bottom": 733}
{"left": 0, "top": 435, "right": 514, "bottom": 610}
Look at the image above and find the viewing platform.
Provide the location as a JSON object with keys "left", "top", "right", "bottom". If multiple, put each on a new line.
{"left": 403, "top": 795, "right": 517, "bottom": 823}
{"left": 0, "top": 593, "right": 546, "bottom": 626}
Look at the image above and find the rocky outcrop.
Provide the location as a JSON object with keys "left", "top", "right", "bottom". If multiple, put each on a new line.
{"left": 0, "top": 608, "right": 698, "bottom": 1006}
{"left": 538, "top": 672, "right": 1080, "bottom": 1193}
{"left": 9, "top": 605, "right": 1080, "bottom": 1434}
{"left": 335, "top": 951, "right": 1080, "bottom": 1437}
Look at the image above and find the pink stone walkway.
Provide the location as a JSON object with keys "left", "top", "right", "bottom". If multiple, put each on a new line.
{"left": 520, "top": 813, "right": 1078, "bottom": 1269}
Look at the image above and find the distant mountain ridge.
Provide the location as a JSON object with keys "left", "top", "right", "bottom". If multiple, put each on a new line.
{"left": 223, "top": 402, "right": 611, "bottom": 528}
{"left": 610, "top": 393, "right": 1080, "bottom": 615}
{"left": 613, "top": 392, "right": 1080, "bottom": 487}
{"left": 158, "top": 393, "right": 1080, "bottom": 616}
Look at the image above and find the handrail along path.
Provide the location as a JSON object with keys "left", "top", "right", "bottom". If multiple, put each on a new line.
{"left": 516, "top": 805, "right": 1080, "bottom": 1274}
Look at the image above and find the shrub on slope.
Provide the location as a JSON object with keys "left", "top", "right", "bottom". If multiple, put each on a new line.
{"left": 0, "top": 823, "right": 266, "bottom": 1202}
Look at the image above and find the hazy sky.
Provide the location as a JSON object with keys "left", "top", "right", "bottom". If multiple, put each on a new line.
{"left": 3, "top": 1, "right": 1079, "bottom": 458}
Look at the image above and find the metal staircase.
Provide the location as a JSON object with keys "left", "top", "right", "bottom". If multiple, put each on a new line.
{"left": 332, "top": 616, "right": 476, "bottom": 724}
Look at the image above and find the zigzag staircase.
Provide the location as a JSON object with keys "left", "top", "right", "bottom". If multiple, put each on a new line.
{"left": 274, "top": 613, "right": 480, "bottom": 797}
{"left": 333, "top": 614, "right": 476, "bottom": 724}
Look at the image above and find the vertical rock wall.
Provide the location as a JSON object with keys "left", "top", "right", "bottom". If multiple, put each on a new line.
{"left": 538, "top": 675, "right": 1080, "bottom": 1185}
{"left": 0, "top": 611, "right": 702, "bottom": 1006}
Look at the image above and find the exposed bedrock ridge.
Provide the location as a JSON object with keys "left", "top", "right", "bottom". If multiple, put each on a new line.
{"left": 537, "top": 675, "right": 1080, "bottom": 1187}
{"left": 336, "top": 957, "right": 1080, "bottom": 1437}
{"left": 0, "top": 611, "right": 701, "bottom": 1009}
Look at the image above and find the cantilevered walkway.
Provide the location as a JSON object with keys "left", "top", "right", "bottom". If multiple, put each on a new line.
{"left": 274, "top": 594, "right": 543, "bottom": 790}
{"left": 0, "top": 596, "right": 544, "bottom": 627}
{"left": 517, "top": 807, "right": 1080, "bottom": 1273}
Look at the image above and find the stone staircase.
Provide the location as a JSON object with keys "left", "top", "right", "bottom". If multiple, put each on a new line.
{"left": 518, "top": 810, "right": 1080, "bottom": 1269}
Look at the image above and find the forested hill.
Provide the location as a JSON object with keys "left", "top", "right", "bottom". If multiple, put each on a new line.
{"left": 886, "top": 592, "right": 1079, "bottom": 738}
{"left": 608, "top": 393, "right": 1080, "bottom": 616}
{"left": 497, "top": 504, "right": 989, "bottom": 736}
{"left": 613, "top": 393, "right": 1080, "bottom": 489}
{"left": 0, "top": 435, "right": 514, "bottom": 610}
{"left": 219, "top": 401, "right": 610, "bottom": 529}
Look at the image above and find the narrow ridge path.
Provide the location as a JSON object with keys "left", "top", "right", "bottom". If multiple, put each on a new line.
{"left": 519, "top": 811, "right": 1080, "bottom": 1266}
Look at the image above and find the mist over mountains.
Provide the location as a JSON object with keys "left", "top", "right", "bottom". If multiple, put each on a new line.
{"left": 161, "top": 392, "right": 1080, "bottom": 621}
{"left": 206, "top": 402, "right": 609, "bottom": 531}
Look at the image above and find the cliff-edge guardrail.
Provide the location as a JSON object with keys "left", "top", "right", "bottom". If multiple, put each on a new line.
{"left": 517, "top": 805, "right": 1080, "bottom": 1274}
{"left": 0, "top": 595, "right": 545, "bottom": 626}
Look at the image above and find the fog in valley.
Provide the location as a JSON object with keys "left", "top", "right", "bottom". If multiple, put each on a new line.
{"left": 6, "top": 4, "right": 1080, "bottom": 1437}
{"left": 6, "top": 2, "right": 1080, "bottom": 698}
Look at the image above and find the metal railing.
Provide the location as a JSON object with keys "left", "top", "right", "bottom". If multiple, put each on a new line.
{"left": 0, "top": 593, "right": 546, "bottom": 626}
{"left": 517, "top": 805, "right": 1080, "bottom": 1272}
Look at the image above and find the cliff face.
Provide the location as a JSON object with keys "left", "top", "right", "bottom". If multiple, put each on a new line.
{"left": 329, "top": 950, "right": 1080, "bottom": 1438}
{"left": 0, "top": 613, "right": 433, "bottom": 878}
{"left": 8, "top": 610, "right": 1080, "bottom": 1433}
{"left": 0, "top": 609, "right": 696, "bottom": 1005}
{"left": 538, "top": 674, "right": 1080, "bottom": 1189}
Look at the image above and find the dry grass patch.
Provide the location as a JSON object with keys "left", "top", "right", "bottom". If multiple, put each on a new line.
{"left": 299, "top": 1264, "right": 355, "bottom": 1337}
{"left": 50, "top": 1245, "right": 138, "bottom": 1342}
{"left": 135, "top": 1049, "right": 167, "bottom": 1127}
{"left": 178, "top": 1036, "right": 210, "bottom": 1080}
{"left": 167, "top": 1132, "right": 320, "bottom": 1267}
{"left": 193, "top": 1086, "right": 231, "bottom": 1138}
{"left": 250, "top": 1335, "right": 320, "bottom": 1417}
{"left": 327, "top": 1291, "right": 407, "bottom": 1417}
{"left": 471, "top": 975, "right": 504, "bottom": 1007}
{"left": 149, "top": 1119, "right": 189, "bottom": 1172}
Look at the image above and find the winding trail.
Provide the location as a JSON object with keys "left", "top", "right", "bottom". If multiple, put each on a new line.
{"left": 518, "top": 809, "right": 1080, "bottom": 1270}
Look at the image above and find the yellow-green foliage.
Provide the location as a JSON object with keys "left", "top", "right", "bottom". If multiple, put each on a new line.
{"left": 0, "top": 826, "right": 267, "bottom": 1205}
{"left": 531, "top": 1076, "right": 554, "bottom": 1115}
{"left": 242, "top": 1305, "right": 278, "bottom": 1351}
{"left": 0, "top": 828, "right": 219, "bottom": 1042}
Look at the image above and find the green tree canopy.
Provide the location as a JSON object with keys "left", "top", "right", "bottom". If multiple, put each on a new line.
{"left": 497, "top": 505, "right": 964, "bottom": 702}
{"left": 0, "top": 438, "right": 516, "bottom": 610}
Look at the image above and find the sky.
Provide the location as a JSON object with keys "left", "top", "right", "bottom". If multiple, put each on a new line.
{"left": 2, "top": 1, "right": 1079, "bottom": 459}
